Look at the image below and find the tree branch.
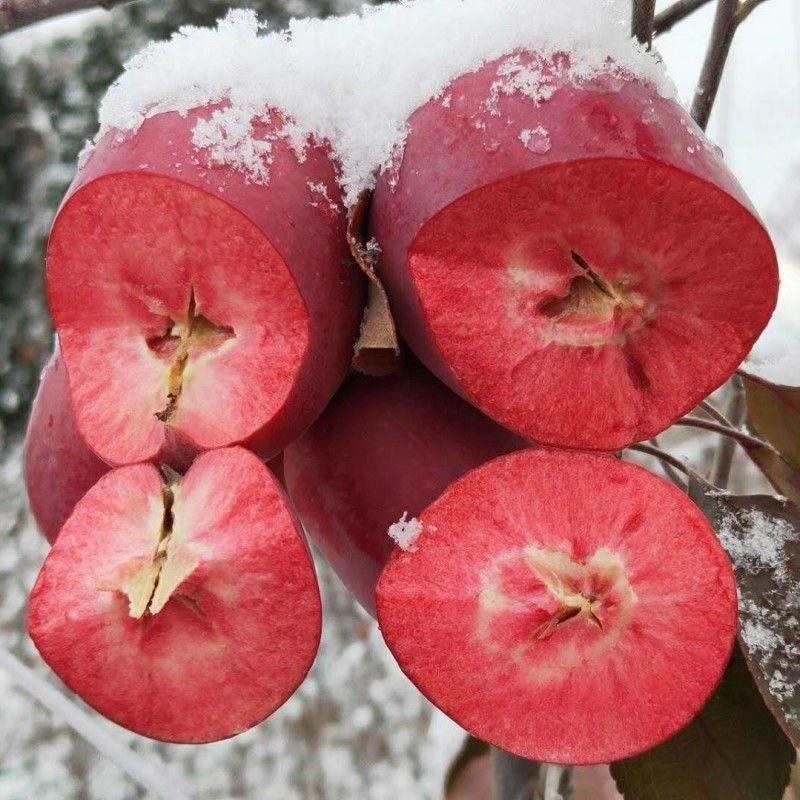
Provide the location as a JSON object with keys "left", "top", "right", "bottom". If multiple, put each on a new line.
{"left": 629, "top": 442, "right": 696, "bottom": 480}
{"left": 632, "top": 0, "right": 657, "bottom": 46}
{"left": 710, "top": 377, "right": 746, "bottom": 489}
{"left": 654, "top": 0, "right": 714, "bottom": 35}
{"left": 0, "top": 0, "right": 129, "bottom": 34}
{"left": 675, "top": 409, "right": 771, "bottom": 453}
{"left": 690, "top": 0, "right": 738, "bottom": 129}
{"left": 649, "top": 438, "right": 688, "bottom": 489}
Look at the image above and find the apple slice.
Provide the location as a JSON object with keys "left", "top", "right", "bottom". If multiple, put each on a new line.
{"left": 371, "top": 52, "right": 778, "bottom": 450}
{"left": 28, "top": 447, "right": 321, "bottom": 743}
{"left": 376, "top": 449, "right": 738, "bottom": 764}
{"left": 284, "top": 365, "right": 525, "bottom": 615}
{"left": 25, "top": 348, "right": 109, "bottom": 543}
{"left": 47, "top": 106, "right": 363, "bottom": 467}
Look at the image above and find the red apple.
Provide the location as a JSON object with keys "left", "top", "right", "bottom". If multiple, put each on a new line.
{"left": 28, "top": 446, "right": 321, "bottom": 742}
{"left": 371, "top": 53, "right": 778, "bottom": 450}
{"left": 25, "top": 348, "right": 109, "bottom": 543}
{"left": 283, "top": 365, "right": 524, "bottom": 615}
{"left": 376, "top": 449, "right": 738, "bottom": 764}
{"left": 47, "top": 106, "right": 363, "bottom": 468}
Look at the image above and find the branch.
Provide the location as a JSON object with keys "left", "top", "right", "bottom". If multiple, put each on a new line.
{"left": 675, "top": 411, "right": 772, "bottom": 453}
{"left": 737, "top": 0, "right": 771, "bottom": 23}
{"left": 710, "top": 377, "right": 746, "bottom": 488}
{"left": 699, "top": 399, "right": 733, "bottom": 427}
{"left": 649, "top": 438, "right": 688, "bottom": 489}
{"left": 632, "top": 0, "right": 657, "bottom": 46}
{"left": 654, "top": 0, "right": 714, "bottom": 35}
{"left": 629, "top": 442, "right": 696, "bottom": 480}
{"left": 690, "top": 0, "right": 739, "bottom": 130}
{"left": 0, "top": 0, "right": 129, "bottom": 34}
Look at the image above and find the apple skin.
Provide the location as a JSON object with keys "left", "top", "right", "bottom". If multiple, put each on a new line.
{"left": 47, "top": 105, "right": 364, "bottom": 467}
{"left": 24, "top": 349, "right": 109, "bottom": 544}
{"left": 283, "top": 364, "right": 526, "bottom": 615}
{"left": 370, "top": 52, "right": 778, "bottom": 450}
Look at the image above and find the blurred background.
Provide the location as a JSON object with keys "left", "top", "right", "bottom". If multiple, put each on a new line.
{"left": 0, "top": 0, "right": 798, "bottom": 797}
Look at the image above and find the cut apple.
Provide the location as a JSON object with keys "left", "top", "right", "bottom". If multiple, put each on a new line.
{"left": 28, "top": 447, "right": 321, "bottom": 743}
{"left": 284, "top": 364, "right": 525, "bottom": 615}
{"left": 371, "top": 53, "right": 778, "bottom": 450}
{"left": 47, "top": 106, "right": 363, "bottom": 467}
{"left": 25, "top": 348, "right": 109, "bottom": 543}
{"left": 376, "top": 449, "right": 738, "bottom": 763}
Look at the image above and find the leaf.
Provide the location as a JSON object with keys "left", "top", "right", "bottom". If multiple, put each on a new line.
{"left": 743, "top": 374, "right": 800, "bottom": 469}
{"left": 611, "top": 647, "right": 794, "bottom": 800}
{"left": 690, "top": 479, "right": 800, "bottom": 747}
{"left": 347, "top": 189, "right": 401, "bottom": 377}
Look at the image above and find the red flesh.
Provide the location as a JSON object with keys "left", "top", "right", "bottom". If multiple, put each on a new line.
{"left": 28, "top": 447, "right": 321, "bottom": 742}
{"left": 284, "top": 365, "right": 525, "bottom": 615}
{"left": 47, "top": 106, "right": 363, "bottom": 467}
{"left": 376, "top": 449, "right": 738, "bottom": 764}
{"left": 25, "top": 349, "right": 109, "bottom": 543}
{"left": 371, "top": 53, "right": 778, "bottom": 450}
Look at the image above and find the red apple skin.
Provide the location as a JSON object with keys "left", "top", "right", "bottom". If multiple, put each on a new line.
{"left": 24, "top": 349, "right": 109, "bottom": 544}
{"left": 370, "top": 53, "right": 778, "bottom": 451}
{"left": 283, "top": 365, "right": 526, "bottom": 616}
{"left": 47, "top": 105, "right": 364, "bottom": 467}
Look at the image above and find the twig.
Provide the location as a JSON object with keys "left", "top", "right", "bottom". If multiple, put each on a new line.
{"left": 654, "top": 0, "right": 714, "bottom": 35}
{"left": 629, "top": 443, "right": 695, "bottom": 479}
{"left": 649, "top": 438, "right": 688, "bottom": 489}
{"left": 691, "top": 0, "right": 740, "bottom": 129}
{"left": 710, "top": 376, "right": 746, "bottom": 489}
{"left": 675, "top": 410, "right": 770, "bottom": 453}
{"left": 0, "top": 647, "right": 192, "bottom": 800}
{"left": 737, "top": 0, "right": 771, "bottom": 24}
{"left": 632, "top": 0, "right": 657, "bottom": 46}
{"left": 699, "top": 399, "right": 732, "bottom": 427}
{"left": 0, "top": 0, "right": 130, "bottom": 34}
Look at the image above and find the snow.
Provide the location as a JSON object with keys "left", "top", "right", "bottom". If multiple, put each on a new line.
{"left": 519, "top": 125, "right": 552, "bottom": 154}
{"left": 388, "top": 512, "right": 424, "bottom": 551}
{"left": 94, "top": 0, "right": 677, "bottom": 205}
{"left": 744, "top": 258, "right": 800, "bottom": 386}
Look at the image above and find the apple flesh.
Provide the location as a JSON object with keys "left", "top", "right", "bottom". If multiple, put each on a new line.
{"left": 28, "top": 446, "right": 321, "bottom": 743}
{"left": 25, "top": 349, "right": 109, "bottom": 543}
{"left": 371, "top": 53, "right": 778, "bottom": 450}
{"left": 283, "top": 365, "right": 525, "bottom": 615}
{"left": 47, "top": 106, "right": 363, "bottom": 468}
{"left": 376, "top": 448, "right": 738, "bottom": 764}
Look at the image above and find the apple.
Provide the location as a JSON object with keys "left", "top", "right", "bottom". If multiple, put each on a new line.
{"left": 25, "top": 348, "right": 109, "bottom": 543}
{"left": 28, "top": 446, "right": 321, "bottom": 743}
{"left": 283, "top": 364, "right": 524, "bottom": 615}
{"left": 370, "top": 52, "right": 778, "bottom": 450}
{"left": 46, "top": 105, "right": 363, "bottom": 468}
{"left": 376, "top": 448, "right": 738, "bottom": 763}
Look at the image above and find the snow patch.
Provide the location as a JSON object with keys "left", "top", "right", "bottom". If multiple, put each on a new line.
{"left": 745, "top": 259, "right": 800, "bottom": 386}
{"left": 94, "top": 0, "right": 676, "bottom": 206}
{"left": 519, "top": 125, "right": 551, "bottom": 154}
{"left": 388, "top": 513, "right": 424, "bottom": 552}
